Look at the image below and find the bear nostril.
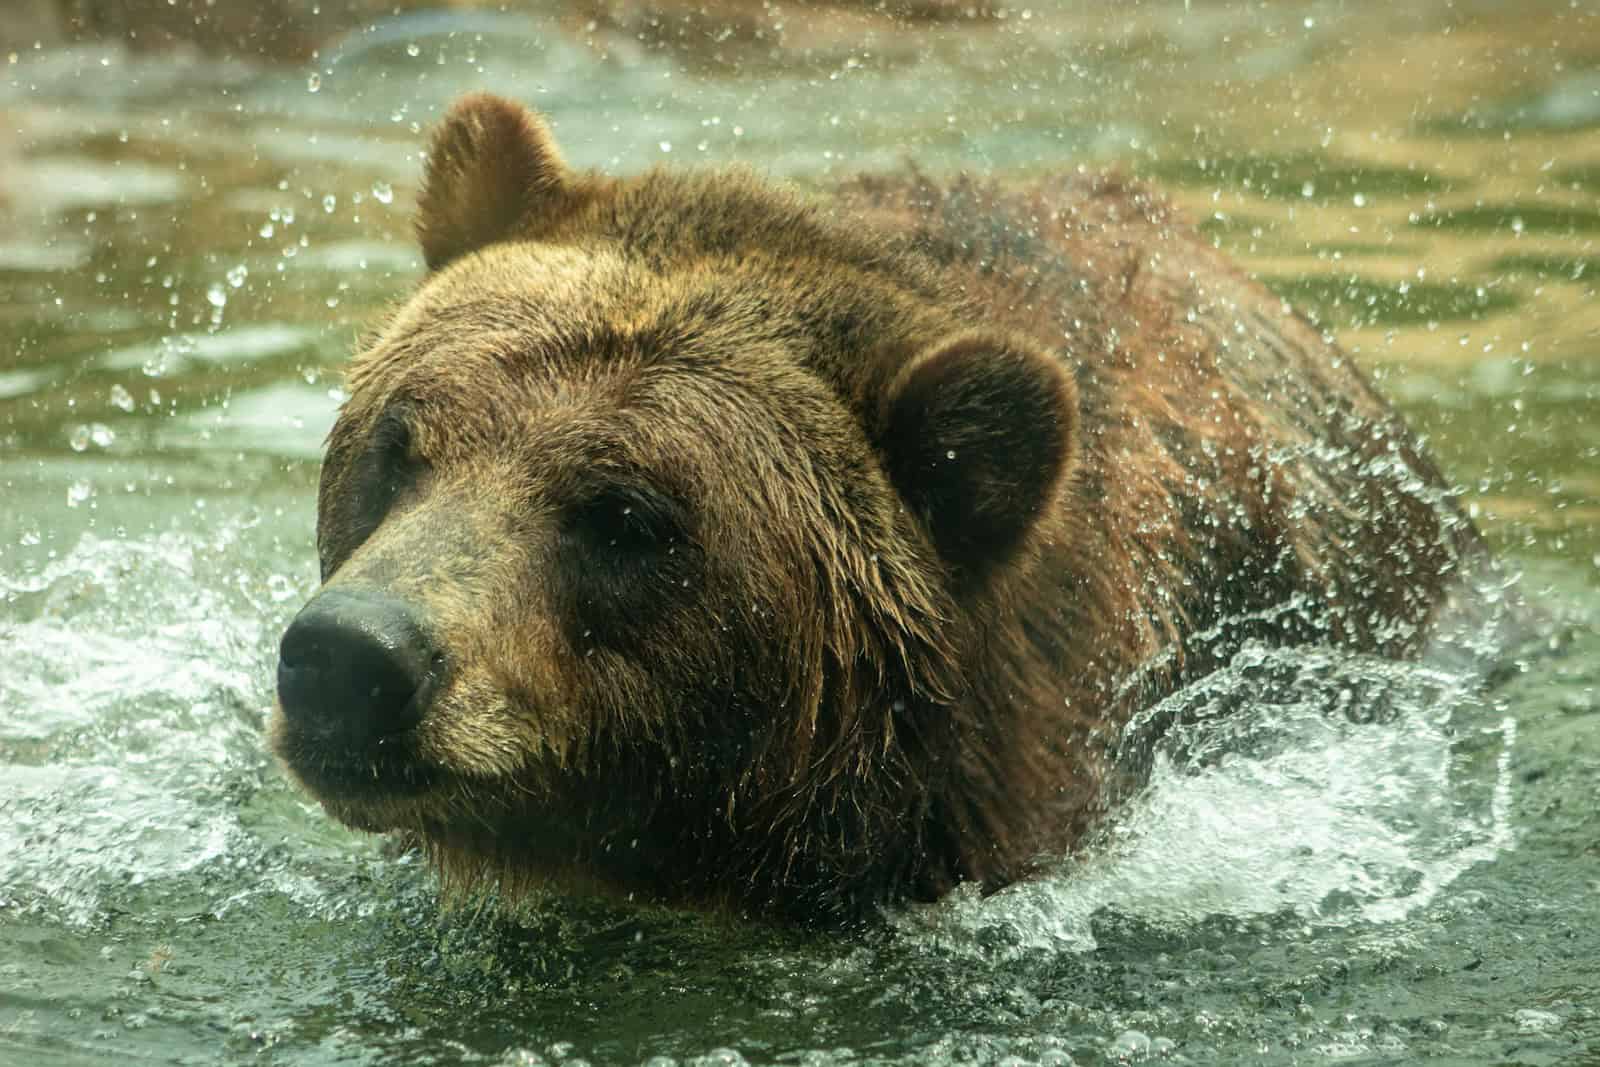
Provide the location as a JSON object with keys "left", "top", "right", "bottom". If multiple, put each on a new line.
{"left": 276, "top": 589, "right": 438, "bottom": 746}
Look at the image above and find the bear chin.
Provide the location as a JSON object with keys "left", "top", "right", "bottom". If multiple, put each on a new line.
{"left": 270, "top": 715, "right": 440, "bottom": 809}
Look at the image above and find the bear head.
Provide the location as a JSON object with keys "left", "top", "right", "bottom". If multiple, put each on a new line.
{"left": 270, "top": 93, "right": 1082, "bottom": 920}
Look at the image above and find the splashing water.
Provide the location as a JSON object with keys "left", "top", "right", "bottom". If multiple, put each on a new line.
{"left": 896, "top": 641, "right": 1518, "bottom": 957}
{"left": 0, "top": 521, "right": 327, "bottom": 928}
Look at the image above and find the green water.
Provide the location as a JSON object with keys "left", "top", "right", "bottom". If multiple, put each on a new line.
{"left": 2, "top": 2, "right": 1598, "bottom": 1063}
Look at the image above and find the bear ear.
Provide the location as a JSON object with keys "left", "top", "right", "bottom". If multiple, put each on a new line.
{"left": 877, "top": 331, "right": 1078, "bottom": 577}
{"left": 415, "top": 92, "right": 576, "bottom": 272}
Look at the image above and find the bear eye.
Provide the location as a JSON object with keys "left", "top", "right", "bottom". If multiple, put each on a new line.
{"left": 567, "top": 486, "right": 683, "bottom": 557}
{"left": 315, "top": 408, "right": 429, "bottom": 579}
{"left": 359, "top": 409, "right": 426, "bottom": 522}
{"left": 558, "top": 482, "right": 700, "bottom": 647}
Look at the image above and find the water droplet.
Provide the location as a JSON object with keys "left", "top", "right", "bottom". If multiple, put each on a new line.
{"left": 1513, "top": 1008, "right": 1561, "bottom": 1034}
{"left": 225, "top": 264, "right": 248, "bottom": 288}
{"left": 321, "top": 194, "right": 337, "bottom": 213}
{"left": 109, "top": 384, "right": 134, "bottom": 412}
{"left": 945, "top": 449, "right": 957, "bottom": 460}
{"left": 658, "top": 141, "right": 673, "bottom": 153}
{"left": 1301, "top": 181, "right": 1316, "bottom": 198}
{"left": 405, "top": 42, "right": 420, "bottom": 57}
{"left": 306, "top": 71, "right": 321, "bottom": 93}
{"left": 68, "top": 425, "right": 91, "bottom": 452}
{"left": 66, "top": 480, "right": 92, "bottom": 507}
{"left": 205, "top": 284, "right": 227, "bottom": 309}
{"left": 90, "top": 423, "right": 114, "bottom": 448}
{"left": 1110, "top": 1030, "right": 1153, "bottom": 1059}
{"left": 371, "top": 181, "right": 393, "bottom": 205}
{"left": 259, "top": 221, "right": 275, "bottom": 239}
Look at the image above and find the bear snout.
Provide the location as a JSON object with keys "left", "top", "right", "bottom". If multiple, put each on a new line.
{"left": 276, "top": 588, "right": 443, "bottom": 750}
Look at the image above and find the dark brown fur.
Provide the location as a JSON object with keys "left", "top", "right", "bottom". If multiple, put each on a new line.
{"left": 270, "top": 93, "right": 1486, "bottom": 923}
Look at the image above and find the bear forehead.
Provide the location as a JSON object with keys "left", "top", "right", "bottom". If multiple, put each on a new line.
{"left": 346, "top": 232, "right": 936, "bottom": 451}
{"left": 382, "top": 240, "right": 853, "bottom": 371}
{"left": 337, "top": 249, "right": 873, "bottom": 477}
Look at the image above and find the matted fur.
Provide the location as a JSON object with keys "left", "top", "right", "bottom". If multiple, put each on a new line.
{"left": 270, "top": 94, "right": 1486, "bottom": 923}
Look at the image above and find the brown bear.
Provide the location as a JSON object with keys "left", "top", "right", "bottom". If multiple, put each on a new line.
{"left": 270, "top": 92, "right": 1487, "bottom": 923}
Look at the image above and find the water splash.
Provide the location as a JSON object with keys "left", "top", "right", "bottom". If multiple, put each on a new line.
{"left": 0, "top": 522, "right": 341, "bottom": 928}
{"left": 896, "top": 641, "right": 1518, "bottom": 957}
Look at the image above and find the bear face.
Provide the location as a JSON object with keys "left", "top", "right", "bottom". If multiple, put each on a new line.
{"left": 271, "top": 93, "right": 1484, "bottom": 922}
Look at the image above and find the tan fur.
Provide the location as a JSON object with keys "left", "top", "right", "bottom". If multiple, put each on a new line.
{"left": 271, "top": 95, "right": 1487, "bottom": 923}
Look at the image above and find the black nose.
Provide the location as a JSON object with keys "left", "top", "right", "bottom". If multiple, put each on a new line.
{"left": 277, "top": 589, "right": 438, "bottom": 746}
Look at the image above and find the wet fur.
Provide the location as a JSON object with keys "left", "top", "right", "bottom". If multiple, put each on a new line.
{"left": 271, "top": 93, "right": 1486, "bottom": 923}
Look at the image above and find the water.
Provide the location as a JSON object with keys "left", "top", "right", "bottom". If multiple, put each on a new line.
{"left": 3, "top": 2, "right": 1598, "bottom": 1063}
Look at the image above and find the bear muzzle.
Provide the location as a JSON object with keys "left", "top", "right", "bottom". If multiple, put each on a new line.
{"left": 276, "top": 588, "right": 445, "bottom": 756}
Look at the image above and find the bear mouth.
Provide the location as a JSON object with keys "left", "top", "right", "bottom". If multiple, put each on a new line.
{"left": 272, "top": 719, "right": 442, "bottom": 809}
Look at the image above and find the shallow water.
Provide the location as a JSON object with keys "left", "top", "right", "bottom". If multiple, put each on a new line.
{"left": 2, "top": 2, "right": 1598, "bottom": 1063}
